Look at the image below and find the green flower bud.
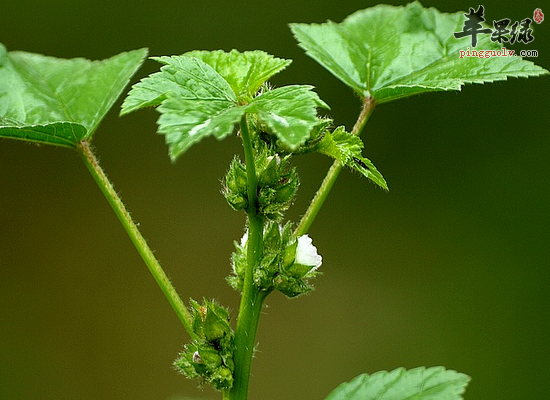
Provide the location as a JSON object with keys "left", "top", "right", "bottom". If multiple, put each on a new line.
{"left": 204, "top": 300, "right": 231, "bottom": 342}
{"left": 226, "top": 157, "right": 248, "bottom": 191}
{"left": 282, "top": 238, "right": 298, "bottom": 269}
{"left": 262, "top": 219, "right": 282, "bottom": 248}
{"left": 211, "top": 366, "right": 234, "bottom": 390}
{"left": 223, "top": 157, "right": 248, "bottom": 211}
{"left": 273, "top": 274, "right": 312, "bottom": 298}
{"left": 189, "top": 299, "right": 205, "bottom": 337}
{"left": 259, "top": 155, "right": 280, "bottom": 186}
{"left": 274, "top": 179, "right": 299, "bottom": 204}
{"left": 255, "top": 252, "right": 278, "bottom": 289}
{"left": 224, "top": 192, "right": 248, "bottom": 211}
{"left": 286, "top": 262, "right": 315, "bottom": 279}
{"left": 258, "top": 167, "right": 299, "bottom": 220}
{"left": 196, "top": 345, "right": 222, "bottom": 367}
{"left": 189, "top": 299, "right": 232, "bottom": 343}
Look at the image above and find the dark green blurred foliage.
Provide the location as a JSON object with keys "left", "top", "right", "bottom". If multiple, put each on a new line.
{"left": 0, "top": 1, "right": 548, "bottom": 400}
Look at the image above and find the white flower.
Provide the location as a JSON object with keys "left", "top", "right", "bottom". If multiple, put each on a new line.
{"left": 239, "top": 229, "right": 322, "bottom": 271}
{"left": 295, "top": 235, "right": 322, "bottom": 270}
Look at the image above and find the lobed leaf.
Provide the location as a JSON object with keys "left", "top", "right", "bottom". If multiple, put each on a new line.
{"left": 184, "top": 50, "right": 292, "bottom": 101}
{"left": 290, "top": 2, "right": 549, "bottom": 103}
{"left": 324, "top": 366, "right": 470, "bottom": 400}
{"left": 0, "top": 44, "right": 147, "bottom": 148}
{"left": 248, "top": 85, "right": 329, "bottom": 150}
{"left": 121, "top": 55, "right": 236, "bottom": 115}
{"left": 123, "top": 51, "right": 328, "bottom": 158}
{"left": 317, "top": 127, "right": 387, "bottom": 189}
{"left": 158, "top": 96, "right": 247, "bottom": 160}
{"left": 122, "top": 55, "right": 243, "bottom": 159}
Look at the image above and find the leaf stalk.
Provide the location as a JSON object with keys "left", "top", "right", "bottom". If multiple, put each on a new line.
{"left": 78, "top": 140, "right": 196, "bottom": 339}
{"left": 295, "top": 97, "right": 376, "bottom": 236}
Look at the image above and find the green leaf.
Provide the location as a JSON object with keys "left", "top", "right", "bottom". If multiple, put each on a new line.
{"left": 324, "top": 367, "right": 470, "bottom": 400}
{"left": 158, "top": 96, "right": 247, "bottom": 160}
{"left": 123, "top": 55, "right": 247, "bottom": 160}
{"left": 123, "top": 53, "right": 328, "bottom": 158}
{"left": 121, "top": 55, "right": 236, "bottom": 115}
{"left": 0, "top": 44, "right": 147, "bottom": 148}
{"left": 183, "top": 50, "right": 292, "bottom": 101}
{"left": 290, "top": 2, "right": 549, "bottom": 103}
{"left": 248, "top": 85, "right": 328, "bottom": 150}
{"left": 0, "top": 119, "right": 87, "bottom": 149}
{"left": 317, "top": 127, "right": 387, "bottom": 190}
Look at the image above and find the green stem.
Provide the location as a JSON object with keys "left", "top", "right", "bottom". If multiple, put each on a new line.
{"left": 295, "top": 97, "right": 376, "bottom": 237}
{"left": 78, "top": 140, "right": 195, "bottom": 340}
{"left": 229, "top": 116, "right": 268, "bottom": 400}
{"left": 231, "top": 287, "right": 268, "bottom": 400}
{"left": 294, "top": 160, "right": 342, "bottom": 237}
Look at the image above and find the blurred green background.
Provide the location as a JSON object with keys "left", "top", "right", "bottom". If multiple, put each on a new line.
{"left": 1, "top": 1, "right": 548, "bottom": 399}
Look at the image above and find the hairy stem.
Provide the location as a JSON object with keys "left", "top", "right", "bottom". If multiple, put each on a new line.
{"left": 230, "top": 116, "right": 268, "bottom": 400}
{"left": 295, "top": 97, "right": 376, "bottom": 236}
{"left": 78, "top": 140, "right": 195, "bottom": 339}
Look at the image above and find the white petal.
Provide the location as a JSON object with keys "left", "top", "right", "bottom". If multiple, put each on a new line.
{"left": 295, "top": 235, "right": 322, "bottom": 269}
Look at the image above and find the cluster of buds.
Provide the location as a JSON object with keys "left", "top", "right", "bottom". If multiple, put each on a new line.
{"left": 223, "top": 147, "right": 299, "bottom": 220}
{"left": 173, "top": 299, "right": 234, "bottom": 390}
{"left": 228, "top": 221, "right": 322, "bottom": 298}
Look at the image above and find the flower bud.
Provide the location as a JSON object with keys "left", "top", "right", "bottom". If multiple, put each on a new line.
{"left": 274, "top": 179, "right": 299, "bottom": 204}
{"left": 226, "top": 157, "right": 248, "bottom": 191}
{"left": 223, "top": 157, "right": 248, "bottom": 211}
{"left": 204, "top": 300, "right": 231, "bottom": 342}
{"left": 282, "top": 239, "right": 298, "bottom": 269}
{"left": 189, "top": 299, "right": 232, "bottom": 343}
{"left": 259, "top": 154, "right": 280, "bottom": 185}
{"left": 210, "top": 366, "right": 233, "bottom": 390}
